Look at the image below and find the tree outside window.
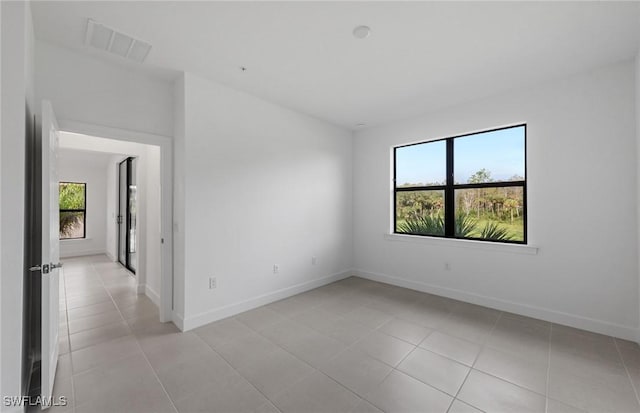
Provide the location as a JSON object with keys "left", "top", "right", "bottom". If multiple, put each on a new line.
{"left": 394, "top": 125, "right": 526, "bottom": 244}
{"left": 59, "top": 182, "right": 86, "bottom": 239}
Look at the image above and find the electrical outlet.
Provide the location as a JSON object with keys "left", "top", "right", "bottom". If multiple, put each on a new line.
{"left": 311, "top": 256, "right": 317, "bottom": 265}
{"left": 273, "top": 264, "right": 279, "bottom": 274}
{"left": 209, "top": 277, "right": 217, "bottom": 289}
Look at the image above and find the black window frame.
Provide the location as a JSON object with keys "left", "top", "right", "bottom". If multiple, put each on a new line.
{"left": 393, "top": 124, "right": 527, "bottom": 245}
{"left": 59, "top": 181, "right": 87, "bottom": 240}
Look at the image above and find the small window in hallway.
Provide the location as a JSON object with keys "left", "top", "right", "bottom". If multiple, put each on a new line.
{"left": 59, "top": 182, "right": 86, "bottom": 239}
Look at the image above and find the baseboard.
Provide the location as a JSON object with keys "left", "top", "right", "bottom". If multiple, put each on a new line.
{"left": 136, "top": 284, "right": 146, "bottom": 295}
{"left": 105, "top": 251, "right": 116, "bottom": 262}
{"left": 145, "top": 285, "right": 160, "bottom": 307}
{"left": 173, "top": 312, "right": 185, "bottom": 331}
{"left": 60, "top": 249, "right": 107, "bottom": 258}
{"left": 181, "top": 269, "right": 354, "bottom": 331}
{"left": 354, "top": 269, "right": 640, "bottom": 342}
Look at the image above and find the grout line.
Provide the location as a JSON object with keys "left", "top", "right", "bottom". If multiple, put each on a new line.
{"left": 239, "top": 319, "right": 323, "bottom": 383}
{"left": 316, "top": 371, "right": 369, "bottom": 413}
{"left": 455, "top": 313, "right": 552, "bottom": 403}
{"left": 352, "top": 303, "right": 477, "bottom": 411}
{"left": 59, "top": 257, "right": 117, "bottom": 410}
{"left": 216, "top": 302, "right": 376, "bottom": 406}
{"left": 131, "top": 338, "right": 179, "bottom": 413}
{"left": 544, "top": 323, "right": 552, "bottom": 413}
{"left": 70, "top": 256, "right": 180, "bottom": 413}
{"left": 245, "top": 316, "right": 385, "bottom": 412}
{"left": 61, "top": 268, "right": 632, "bottom": 413}
{"left": 60, "top": 264, "right": 76, "bottom": 413}
{"left": 67, "top": 262, "right": 128, "bottom": 338}
{"left": 415, "top": 328, "right": 476, "bottom": 368}
{"left": 230, "top": 293, "right": 406, "bottom": 411}
{"left": 105, "top": 261, "right": 180, "bottom": 413}
{"left": 444, "top": 312, "right": 503, "bottom": 413}
{"left": 250, "top": 298, "right": 385, "bottom": 408}
{"left": 613, "top": 337, "right": 640, "bottom": 408}
{"left": 281, "top": 290, "right": 496, "bottom": 411}
{"left": 192, "top": 332, "right": 287, "bottom": 412}
{"left": 373, "top": 317, "right": 431, "bottom": 347}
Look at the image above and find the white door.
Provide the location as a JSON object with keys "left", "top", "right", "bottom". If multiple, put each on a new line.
{"left": 41, "top": 100, "right": 61, "bottom": 407}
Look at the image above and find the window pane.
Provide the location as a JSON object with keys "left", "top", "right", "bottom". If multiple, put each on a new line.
{"left": 395, "top": 190, "right": 445, "bottom": 235}
{"left": 454, "top": 126, "right": 525, "bottom": 184}
{"left": 60, "top": 211, "right": 85, "bottom": 239}
{"left": 396, "top": 140, "right": 446, "bottom": 187}
{"left": 59, "top": 183, "right": 85, "bottom": 209}
{"left": 454, "top": 186, "right": 524, "bottom": 241}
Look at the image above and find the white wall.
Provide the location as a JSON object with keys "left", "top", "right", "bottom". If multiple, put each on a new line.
{"left": 59, "top": 160, "right": 108, "bottom": 258}
{"left": 145, "top": 145, "right": 162, "bottom": 304}
{"left": 35, "top": 41, "right": 174, "bottom": 137}
{"left": 105, "top": 155, "right": 119, "bottom": 261}
{"left": 173, "top": 75, "right": 186, "bottom": 320}
{"left": 637, "top": 51, "right": 640, "bottom": 340}
{"left": 1, "top": 0, "right": 4, "bottom": 397}
{"left": 1, "top": 1, "right": 33, "bottom": 410}
{"left": 353, "top": 60, "right": 638, "bottom": 340}
{"left": 176, "top": 72, "right": 353, "bottom": 330}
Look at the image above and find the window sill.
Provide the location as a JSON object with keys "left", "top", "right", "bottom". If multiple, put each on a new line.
{"left": 384, "top": 233, "right": 538, "bottom": 255}
{"left": 60, "top": 238, "right": 91, "bottom": 242}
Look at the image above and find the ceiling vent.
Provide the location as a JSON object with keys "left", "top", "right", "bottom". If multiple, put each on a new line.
{"left": 85, "top": 19, "right": 151, "bottom": 63}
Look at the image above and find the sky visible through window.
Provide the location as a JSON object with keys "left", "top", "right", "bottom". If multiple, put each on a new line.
{"left": 396, "top": 126, "right": 525, "bottom": 186}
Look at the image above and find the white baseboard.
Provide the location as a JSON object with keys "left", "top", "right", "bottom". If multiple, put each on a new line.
{"left": 60, "top": 249, "right": 107, "bottom": 258}
{"left": 181, "top": 269, "right": 353, "bottom": 331}
{"left": 136, "top": 284, "right": 145, "bottom": 295}
{"left": 173, "top": 312, "right": 185, "bottom": 331}
{"left": 354, "top": 269, "right": 640, "bottom": 342}
{"left": 145, "top": 285, "right": 160, "bottom": 307}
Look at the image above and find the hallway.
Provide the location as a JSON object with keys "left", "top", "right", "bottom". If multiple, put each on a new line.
{"left": 55, "top": 254, "right": 175, "bottom": 413}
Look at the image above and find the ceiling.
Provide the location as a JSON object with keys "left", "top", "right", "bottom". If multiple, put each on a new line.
{"left": 31, "top": 1, "right": 640, "bottom": 129}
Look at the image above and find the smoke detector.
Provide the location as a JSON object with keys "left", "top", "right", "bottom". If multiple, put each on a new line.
{"left": 85, "top": 19, "right": 152, "bottom": 63}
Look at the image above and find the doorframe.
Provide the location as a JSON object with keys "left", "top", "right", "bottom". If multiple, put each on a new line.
{"left": 117, "top": 157, "right": 137, "bottom": 274}
{"left": 57, "top": 120, "right": 174, "bottom": 323}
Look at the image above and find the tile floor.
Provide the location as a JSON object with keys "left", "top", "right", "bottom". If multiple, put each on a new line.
{"left": 51, "top": 255, "right": 640, "bottom": 413}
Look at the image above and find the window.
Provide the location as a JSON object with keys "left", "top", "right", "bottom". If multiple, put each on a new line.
{"left": 394, "top": 124, "right": 526, "bottom": 244}
{"left": 59, "top": 182, "right": 86, "bottom": 239}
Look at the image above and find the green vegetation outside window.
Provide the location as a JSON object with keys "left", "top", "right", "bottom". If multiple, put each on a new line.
{"left": 59, "top": 182, "right": 86, "bottom": 239}
{"left": 394, "top": 124, "right": 526, "bottom": 243}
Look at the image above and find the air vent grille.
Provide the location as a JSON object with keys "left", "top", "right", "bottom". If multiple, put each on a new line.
{"left": 85, "top": 19, "right": 151, "bottom": 63}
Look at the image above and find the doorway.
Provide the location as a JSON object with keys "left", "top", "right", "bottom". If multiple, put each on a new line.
{"left": 56, "top": 120, "right": 174, "bottom": 324}
{"left": 118, "top": 157, "right": 137, "bottom": 273}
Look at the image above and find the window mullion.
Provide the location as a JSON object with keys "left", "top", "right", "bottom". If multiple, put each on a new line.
{"left": 445, "top": 138, "right": 455, "bottom": 237}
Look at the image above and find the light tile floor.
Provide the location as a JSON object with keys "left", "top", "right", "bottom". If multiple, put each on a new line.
{"left": 50, "top": 255, "right": 640, "bottom": 413}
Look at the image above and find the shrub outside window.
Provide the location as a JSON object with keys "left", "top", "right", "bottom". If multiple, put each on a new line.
{"left": 59, "top": 182, "right": 86, "bottom": 239}
{"left": 394, "top": 124, "right": 526, "bottom": 244}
